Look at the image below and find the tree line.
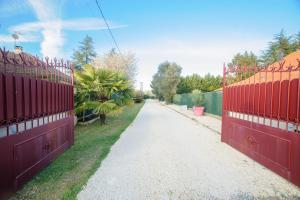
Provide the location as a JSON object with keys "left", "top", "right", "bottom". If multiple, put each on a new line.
{"left": 151, "top": 62, "right": 222, "bottom": 103}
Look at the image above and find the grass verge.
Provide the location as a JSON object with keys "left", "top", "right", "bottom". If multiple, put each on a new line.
{"left": 10, "top": 102, "right": 145, "bottom": 200}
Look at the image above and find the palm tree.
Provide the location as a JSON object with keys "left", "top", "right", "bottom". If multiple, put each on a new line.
{"left": 75, "top": 64, "right": 133, "bottom": 124}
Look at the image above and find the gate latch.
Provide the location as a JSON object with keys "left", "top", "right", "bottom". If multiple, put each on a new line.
{"left": 247, "top": 136, "right": 257, "bottom": 145}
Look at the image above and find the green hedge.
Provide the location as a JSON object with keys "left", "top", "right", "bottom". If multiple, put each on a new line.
{"left": 173, "top": 91, "right": 223, "bottom": 116}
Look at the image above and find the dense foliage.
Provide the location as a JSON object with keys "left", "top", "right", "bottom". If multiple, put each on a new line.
{"left": 229, "top": 51, "right": 258, "bottom": 67}
{"left": 151, "top": 61, "right": 182, "bottom": 103}
{"left": 176, "top": 73, "right": 222, "bottom": 94}
{"left": 75, "top": 65, "right": 133, "bottom": 124}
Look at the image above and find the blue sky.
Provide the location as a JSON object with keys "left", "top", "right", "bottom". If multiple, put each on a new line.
{"left": 0, "top": 0, "right": 300, "bottom": 89}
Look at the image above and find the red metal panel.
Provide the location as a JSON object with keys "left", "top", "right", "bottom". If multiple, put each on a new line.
{"left": 23, "top": 77, "right": 30, "bottom": 119}
{"left": 59, "top": 84, "right": 62, "bottom": 112}
{"left": 231, "top": 86, "right": 236, "bottom": 112}
{"left": 47, "top": 82, "right": 52, "bottom": 114}
{"left": 254, "top": 83, "right": 259, "bottom": 114}
{"left": 245, "top": 84, "right": 250, "bottom": 114}
{"left": 249, "top": 84, "right": 254, "bottom": 114}
{"left": 265, "top": 82, "right": 272, "bottom": 118}
{"left": 42, "top": 80, "right": 47, "bottom": 115}
{"left": 61, "top": 84, "right": 65, "bottom": 111}
{"left": 224, "top": 86, "right": 229, "bottom": 111}
{"left": 55, "top": 83, "right": 59, "bottom": 113}
{"left": 14, "top": 123, "right": 69, "bottom": 178}
{"left": 63, "top": 84, "right": 66, "bottom": 111}
{"left": 238, "top": 85, "right": 242, "bottom": 113}
{"left": 222, "top": 63, "right": 300, "bottom": 188}
{"left": 0, "top": 49, "right": 74, "bottom": 198}
{"left": 289, "top": 79, "right": 298, "bottom": 122}
{"left": 62, "top": 84, "right": 67, "bottom": 111}
{"left": 222, "top": 115, "right": 300, "bottom": 187}
{"left": 280, "top": 80, "right": 289, "bottom": 120}
{"left": 67, "top": 85, "right": 70, "bottom": 110}
{"left": 5, "top": 74, "right": 15, "bottom": 122}
{"left": 15, "top": 76, "right": 24, "bottom": 120}
{"left": 0, "top": 74, "right": 4, "bottom": 125}
{"left": 67, "top": 85, "right": 70, "bottom": 111}
{"left": 65, "top": 85, "right": 68, "bottom": 111}
{"left": 36, "top": 79, "right": 42, "bottom": 116}
{"left": 236, "top": 85, "right": 241, "bottom": 113}
{"left": 224, "top": 86, "right": 228, "bottom": 110}
{"left": 272, "top": 81, "right": 280, "bottom": 118}
{"left": 30, "top": 79, "right": 37, "bottom": 117}
{"left": 241, "top": 85, "right": 245, "bottom": 113}
{"left": 51, "top": 83, "right": 55, "bottom": 114}
{"left": 232, "top": 86, "right": 237, "bottom": 112}
{"left": 221, "top": 61, "right": 300, "bottom": 186}
{"left": 71, "top": 86, "right": 74, "bottom": 110}
{"left": 61, "top": 85, "right": 64, "bottom": 111}
{"left": 0, "top": 115, "right": 74, "bottom": 198}
{"left": 258, "top": 83, "right": 265, "bottom": 116}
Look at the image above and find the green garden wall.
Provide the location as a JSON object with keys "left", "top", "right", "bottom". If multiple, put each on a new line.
{"left": 173, "top": 91, "right": 223, "bottom": 116}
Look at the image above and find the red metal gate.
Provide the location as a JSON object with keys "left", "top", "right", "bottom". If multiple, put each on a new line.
{"left": 0, "top": 48, "right": 74, "bottom": 198}
{"left": 221, "top": 54, "right": 300, "bottom": 187}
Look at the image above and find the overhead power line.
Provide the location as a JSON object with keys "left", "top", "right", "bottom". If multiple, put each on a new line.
{"left": 95, "top": 0, "right": 122, "bottom": 54}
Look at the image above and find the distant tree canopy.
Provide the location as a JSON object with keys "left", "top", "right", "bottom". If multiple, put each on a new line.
{"left": 72, "top": 35, "right": 97, "bottom": 70}
{"left": 151, "top": 61, "right": 182, "bottom": 103}
{"left": 226, "top": 30, "right": 300, "bottom": 83}
{"left": 260, "top": 30, "right": 300, "bottom": 65}
{"left": 176, "top": 74, "right": 222, "bottom": 94}
{"left": 93, "top": 48, "right": 137, "bottom": 83}
{"left": 229, "top": 30, "right": 300, "bottom": 69}
{"left": 230, "top": 30, "right": 300, "bottom": 70}
{"left": 229, "top": 51, "right": 258, "bottom": 67}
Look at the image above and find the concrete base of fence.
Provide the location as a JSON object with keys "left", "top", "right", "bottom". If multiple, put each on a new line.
{"left": 203, "top": 112, "right": 222, "bottom": 120}
{"left": 164, "top": 103, "right": 221, "bottom": 134}
{"left": 78, "top": 117, "right": 99, "bottom": 125}
{"left": 179, "top": 105, "right": 188, "bottom": 111}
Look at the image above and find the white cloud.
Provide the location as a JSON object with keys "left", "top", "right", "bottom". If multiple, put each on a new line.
{"left": 0, "top": 17, "right": 126, "bottom": 44}
{"left": 1, "top": 16, "right": 126, "bottom": 57}
{"left": 10, "top": 18, "right": 126, "bottom": 33}
{"left": 21, "top": 0, "right": 125, "bottom": 58}
{"left": 0, "top": 16, "right": 126, "bottom": 57}
{"left": 27, "top": 0, "right": 62, "bottom": 58}
{"left": 0, "top": 34, "right": 39, "bottom": 43}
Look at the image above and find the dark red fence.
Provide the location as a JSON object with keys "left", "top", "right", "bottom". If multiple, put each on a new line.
{"left": 0, "top": 48, "right": 74, "bottom": 198}
{"left": 221, "top": 59, "right": 300, "bottom": 187}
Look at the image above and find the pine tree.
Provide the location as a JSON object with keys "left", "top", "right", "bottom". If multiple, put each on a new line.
{"left": 72, "top": 36, "right": 97, "bottom": 70}
{"left": 261, "top": 30, "right": 295, "bottom": 65}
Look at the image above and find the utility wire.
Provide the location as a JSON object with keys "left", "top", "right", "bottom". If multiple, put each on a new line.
{"left": 95, "top": 0, "right": 122, "bottom": 54}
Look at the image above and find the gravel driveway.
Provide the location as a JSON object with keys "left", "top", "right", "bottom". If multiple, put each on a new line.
{"left": 78, "top": 100, "right": 300, "bottom": 200}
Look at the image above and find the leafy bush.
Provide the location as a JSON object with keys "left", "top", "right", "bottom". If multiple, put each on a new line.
{"left": 191, "top": 90, "right": 205, "bottom": 106}
{"left": 75, "top": 64, "right": 133, "bottom": 124}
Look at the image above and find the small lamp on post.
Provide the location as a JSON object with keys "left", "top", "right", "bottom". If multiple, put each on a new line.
{"left": 12, "top": 33, "right": 23, "bottom": 54}
{"left": 14, "top": 46, "right": 23, "bottom": 54}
